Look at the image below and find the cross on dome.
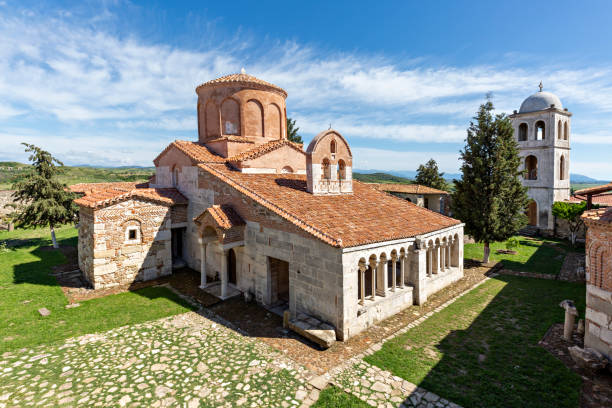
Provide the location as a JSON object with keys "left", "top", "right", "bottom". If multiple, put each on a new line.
{"left": 538, "top": 81, "right": 543, "bottom": 92}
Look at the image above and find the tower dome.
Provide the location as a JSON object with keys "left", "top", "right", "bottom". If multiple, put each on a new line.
{"left": 519, "top": 91, "right": 563, "bottom": 113}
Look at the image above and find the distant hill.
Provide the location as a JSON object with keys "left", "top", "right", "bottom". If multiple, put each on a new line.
{"left": 352, "top": 172, "right": 413, "bottom": 184}
{"left": 355, "top": 169, "right": 462, "bottom": 181}
{"left": 570, "top": 173, "right": 609, "bottom": 183}
{"left": 0, "top": 161, "right": 29, "bottom": 168}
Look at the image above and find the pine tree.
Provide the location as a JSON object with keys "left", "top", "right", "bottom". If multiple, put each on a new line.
{"left": 286, "top": 117, "right": 303, "bottom": 144}
{"left": 11, "top": 143, "right": 77, "bottom": 248}
{"left": 452, "top": 100, "right": 529, "bottom": 263}
{"left": 415, "top": 159, "right": 448, "bottom": 190}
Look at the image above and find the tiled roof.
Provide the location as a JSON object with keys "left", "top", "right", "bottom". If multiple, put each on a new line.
{"left": 569, "top": 193, "right": 612, "bottom": 207}
{"left": 69, "top": 181, "right": 148, "bottom": 194}
{"left": 74, "top": 188, "right": 187, "bottom": 209}
{"left": 371, "top": 183, "right": 449, "bottom": 195}
{"left": 196, "top": 73, "right": 287, "bottom": 97}
{"left": 153, "top": 140, "right": 227, "bottom": 166}
{"left": 228, "top": 139, "right": 304, "bottom": 163}
{"left": 194, "top": 205, "right": 245, "bottom": 230}
{"left": 574, "top": 182, "right": 612, "bottom": 196}
{"left": 582, "top": 207, "right": 612, "bottom": 224}
{"left": 206, "top": 136, "right": 256, "bottom": 144}
{"left": 197, "top": 163, "right": 461, "bottom": 248}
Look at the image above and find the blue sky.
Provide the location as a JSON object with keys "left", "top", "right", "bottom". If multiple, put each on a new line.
{"left": 1, "top": 0, "right": 612, "bottom": 178}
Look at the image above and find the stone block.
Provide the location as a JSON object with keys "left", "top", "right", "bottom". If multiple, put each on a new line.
{"left": 587, "top": 308, "right": 609, "bottom": 328}
{"left": 94, "top": 263, "right": 117, "bottom": 276}
{"left": 94, "top": 249, "right": 115, "bottom": 258}
{"left": 121, "top": 245, "right": 143, "bottom": 254}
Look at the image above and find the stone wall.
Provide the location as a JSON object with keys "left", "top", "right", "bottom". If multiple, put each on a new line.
{"left": 80, "top": 199, "right": 172, "bottom": 289}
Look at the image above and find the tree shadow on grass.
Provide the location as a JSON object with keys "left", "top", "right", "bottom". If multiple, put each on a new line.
{"left": 501, "top": 244, "right": 565, "bottom": 275}
{"left": 367, "top": 275, "right": 585, "bottom": 408}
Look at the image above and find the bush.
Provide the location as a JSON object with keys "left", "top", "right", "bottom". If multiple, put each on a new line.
{"left": 505, "top": 237, "right": 520, "bottom": 251}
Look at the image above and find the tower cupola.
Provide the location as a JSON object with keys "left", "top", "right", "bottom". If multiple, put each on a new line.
{"left": 306, "top": 129, "right": 353, "bottom": 195}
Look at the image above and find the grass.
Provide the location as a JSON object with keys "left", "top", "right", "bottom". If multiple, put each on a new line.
{"left": 463, "top": 236, "right": 578, "bottom": 275}
{"left": 0, "top": 225, "right": 195, "bottom": 353}
{"left": 312, "top": 387, "right": 369, "bottom": 408}
{"left": 365, "top": 276, "right": 585, "bottom": 408}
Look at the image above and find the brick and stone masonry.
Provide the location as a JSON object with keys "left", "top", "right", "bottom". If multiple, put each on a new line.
{"left": 582, "top": 207, "right": 612, "bottom": 360}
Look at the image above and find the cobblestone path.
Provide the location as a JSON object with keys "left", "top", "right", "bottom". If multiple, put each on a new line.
{"left": 332, "top": 361, "right": 461, "bottom": 408}
{"left": 0, "top": 312, "right": 311, "bottom": 407}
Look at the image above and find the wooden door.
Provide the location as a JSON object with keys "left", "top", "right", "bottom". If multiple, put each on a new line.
{"left": 527, "top": 201, "right": 537, "bottom": 226}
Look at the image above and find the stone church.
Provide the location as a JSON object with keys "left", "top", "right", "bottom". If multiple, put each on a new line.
{"left": 509, "top": 83, "right": 571, "bottom": 234}
{"left": 74, "top": 72, "right": 464, "bottom": 343}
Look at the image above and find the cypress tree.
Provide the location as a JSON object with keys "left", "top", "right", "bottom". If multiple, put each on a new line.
{"left": 415, "top": 158, "right": 448, "bottom": 190}
{"left": 452, "top": 100, "right": 529, "bottom": 262}
{"left": 286, "top": 117, "right": 303, "bottom": 144}
{"left": 11, "top": 143, "right": 77, "bottom": 248}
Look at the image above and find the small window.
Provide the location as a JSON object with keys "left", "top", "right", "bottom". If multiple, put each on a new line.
{"left": 518, "top": 123, "right": 528, "bottom": 141}
{"left": 128, "top": 229, "right": 137, "bottom": 240}
{"left": 535, "top": 121, "right": 545, "bottom": 140}
{"left": 330, "top": 140, "right": 336, "bottom": 154}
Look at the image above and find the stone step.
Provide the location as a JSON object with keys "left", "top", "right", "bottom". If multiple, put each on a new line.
{"left": 286, "top": 312, "right": 336, "bottom": 349}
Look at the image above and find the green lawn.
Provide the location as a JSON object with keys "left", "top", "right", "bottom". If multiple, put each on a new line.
{"left": 312, "top": 387, "right": 369, "bottom": 408}
{"left": 463, "top": 236, "right": 577, "bottom": 275}
{"left": 0, "top": 225, "right": 195, "bottom": 353}
{"left": 365, "top": 276, "right": 585, "bottom": 408}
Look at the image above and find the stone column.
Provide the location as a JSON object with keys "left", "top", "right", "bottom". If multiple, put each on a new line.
{"left": 199, "top": 241, "right": 208, "bottom": 288}
{"left": 391, "top": 256, "right": 397, "bottom": 292}
{"left": 400, "top": 255, "right": 405, "bottom": 289}
{"left": 427, "top": 249, "right": 432, "bottom": 277}
{"left": 359, "top": 264, "right": 366, "bottom": 305}
{"left": 411, "top": 246, "right": 428, "bottom": 305}
{"left": 376, "top": 260, "right": 387, "bottom": 297}
{"left": 440, "top": 245, "right": 445, "bottom": 272}
{"left": 220, "top": 246, "right": 228, "bottom": 299}
{"left": 369, "top": 260, "right": 377, "bottom": 301}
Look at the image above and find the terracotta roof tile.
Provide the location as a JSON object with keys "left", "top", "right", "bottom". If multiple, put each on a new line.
{"left": 371, "top": 183, "right": 449, "bottom": 195}
{"left": 196, "top": 73, "right": 287, "bottom": 97}
{"left": 69, "top": 181, "right": 148, "bottom": 194}
{"left": 194, "top": 204, "right": 245, "bottom": 230}
{"left": 574, "top": 182, "right": 612, "bottom": 196}
{"left": 198, "top": 163, "right": 461, "bottom": 248}
{"left": 582, "top": 207, "right": 612, "bottom": 224}
{"left": 228, "top": 139, "right": 304, "bottom": 163}
{"left": 153, "top": 140, "right": 227, "bottom": 166}
{"left": 74, "top": 188, "right": 187, "bottom": 209}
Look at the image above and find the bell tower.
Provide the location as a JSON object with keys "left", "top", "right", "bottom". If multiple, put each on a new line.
{"left": 509, "top": 82, "right": 571, "bottom": 233}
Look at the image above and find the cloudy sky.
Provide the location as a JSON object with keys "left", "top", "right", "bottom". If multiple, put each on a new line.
{"left": 1, "top": 0, "right": 612, "bottom": 179}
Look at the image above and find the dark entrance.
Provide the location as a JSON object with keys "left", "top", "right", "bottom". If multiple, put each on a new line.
{"left": 171, "top": 227, "right": 185, "bottom": 264}
{"left": 228, "top": 248, "right": 237, "bottom": 285}
{"left": 269, "top": 257, "right": 289, "bottom": 303}
{"left": 527, "top": 201, "right": 537, "bottom": 226}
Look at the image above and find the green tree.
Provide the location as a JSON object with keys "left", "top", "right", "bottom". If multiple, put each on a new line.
{"left": 11, "top": 143, "right": 77, "bottom": 248}
{"left": 415, "top": 159, "right": 448, "bottom": 190}
{"left": 452, "top": 100, "right": 529, "bottom": 263}
{"left": 286, "top": 117, "right": 303, "bottom": 144}
{"left": 552, "top": 201, "right": 587, "bottom": 247}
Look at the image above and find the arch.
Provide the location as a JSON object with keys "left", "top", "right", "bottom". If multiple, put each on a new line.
{"left": 205, "top": 100, "right": 219, "bottom": 138}
{"left": 245, "top": 99, "right": 264, "bottom": 137}
{"left": 337, "top": 159, "right": 346, "bottom": 180}
{"left": 330, "top": 140, "right": 337, "bottom": 154}
{"left": 221, "top": 98, "right": 240, "bottom": 135}
{"left": 518, "top": 123, "right": 528, "bottom": 141}
{"left": 281, "top": 166, "right": 294, "bottom": 174}
{"left": 267, "top": 103, "right": 282, "bottom": 139}
{"left": 525, "top": 155, "right": 538, "bottom": 180}
{"left": 557, "top": 121, "right": 562, "bottom": 140}
{"left": 559, "top": 155, "right": 566, "bottom": 180}
{"left": 526, "top": 201, "right": 538, "bottom": 226}
{"left": 535, "top": 120, "right": 545, "bottom": 140}
{"left": 321, "top": 158, "right": 331, "bottom": 180}
{"left": 171, "top": 165, "right": 180, "bottom": 187}
{"left": 564, "top": 122, "right": 569, "bottom": 140}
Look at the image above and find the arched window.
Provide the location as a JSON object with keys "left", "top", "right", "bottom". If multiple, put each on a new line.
{"left": 564, "top": 122, "right": 569, "bottom": 140}
{"left": 525, "top": 155, "right": 538, "bottom": 180}
{"left": 221, "top": 98, "right": 240, "bottom": 135}
{"left": 557, "top": 121, "right": 562, "bottom": 140}
{"left": 281, "top": 166, "right": 293, "bottom": 174}
{"left": 172, "top": 166, "right": 179, "bottom": 187}
{"left": 559, "top": 155, "right": 566, "bottom": 180}
{"left": 337, "top": 159, "right": 346, "bottom": 180}
{"left": 518, "top": 123, "right": 528, "bottom": 141}
{"left": 322, "top": 158, "right": 331, "bottom": 180}
{"left": 535, "top": 121, "right": 545, "bottom": 140}
{"left": 330, "top": 140, "right": 336, "bottom": 154}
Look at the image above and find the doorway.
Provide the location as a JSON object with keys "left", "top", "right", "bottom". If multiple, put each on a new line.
{"left": 269, "top": 257, "right": 289, "bottom": 304}
{"left": 527, "top": 201, "right": 538, "bottom": 226}
{"left": 228, "top": 248, "right": 237, "bottom": 285}
{"left": 171, "top": 227, "right": 185, "bottom": 265}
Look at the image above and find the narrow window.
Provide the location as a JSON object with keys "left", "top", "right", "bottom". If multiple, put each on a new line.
{"left": 525, "top": 155, "right": 538, "bottom": 180}
{"left": 322, "top": 158, "right": 331, "bottom": 180}
{"left": 518, "top": 123, "right": 528, "bottom": 141}
{"left": 330, "top": 140, "right": 336, "bottom": 154}
{"left": 128, "top": 229, "right": 137, "bottom": 240}
{"left": 564, "top": 122, "right": 569, "bottom": 140}
{"left": 535, "top": 121, "right": 545, "bottom": 140}
{"left": 559, "top": 155, "right": 565, "bottom": 180}
{"left": 337, "top": 159, "right": 346, "bottom": 180}
{"left": 557, "top": 121, "right": 562, "bottom": 140}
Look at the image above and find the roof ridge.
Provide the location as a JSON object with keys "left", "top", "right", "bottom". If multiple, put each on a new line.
{"left": 196, "top": 73, "right": 287, "bottom": 97}
{"left": 228, "top": 139, "right": 304, "bottom": 162}
{"left": 197, "top": 163, "right": 342, "bottom": 247}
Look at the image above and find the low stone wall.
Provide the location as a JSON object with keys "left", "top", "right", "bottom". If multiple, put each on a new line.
{"left": 352, "top": 286, "right": 414, "bottom": 336}
{"left": 423, "top": 267, "right": 464, "bottom": 300}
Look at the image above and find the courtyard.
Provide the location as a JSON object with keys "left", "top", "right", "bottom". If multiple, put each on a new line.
{"left": 0, "top": 226, "right": 593, "bottom": 407}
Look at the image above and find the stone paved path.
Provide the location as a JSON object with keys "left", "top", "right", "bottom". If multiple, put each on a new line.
{"left": 0, "top": 312, "right": 312, "bottom": 407}
{"left": 332, "top": 361, "right": 461, "bottom": 408}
